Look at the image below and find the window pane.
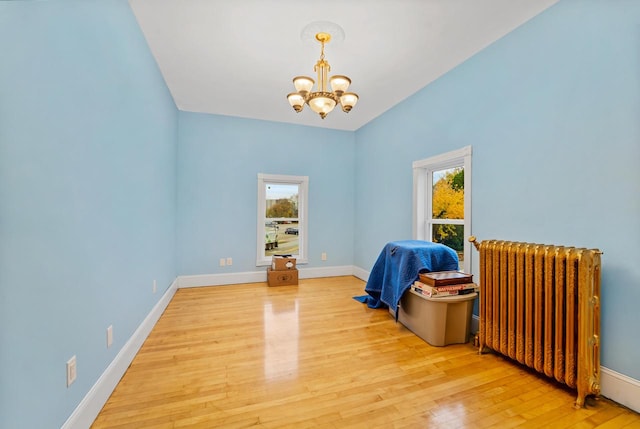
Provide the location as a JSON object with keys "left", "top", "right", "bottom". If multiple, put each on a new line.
{"left": 265, "top": 221, "right": 299, "bottom": 256}
{"left": 265, "top": 183, "right": 299, "bottom": 256}
{"left": 265, "top": 184, "right": 299, "bottom": 219}
{"left": 432, "top": 167, "right": 464, "bottom": 220}
{"left": 432, "top": 223, "right": 464, "bottom": 267}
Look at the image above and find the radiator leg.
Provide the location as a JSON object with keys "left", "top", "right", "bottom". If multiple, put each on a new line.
{"left": 575, "top": 379, "right": 600, "bottom": 409}
{"left": 477, "top": 334, "right": 488, "bottom": 354}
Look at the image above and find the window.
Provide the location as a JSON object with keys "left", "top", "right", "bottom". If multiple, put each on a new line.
{"left": 413, "top": 146, "right": 472, "bottom": 273}
{"left": 257, "top": 174, "right": 308, "bottom": 266}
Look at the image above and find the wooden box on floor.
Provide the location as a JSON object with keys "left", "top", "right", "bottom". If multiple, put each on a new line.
{"left": 267, "top": 267, "right": 298, "bottom": 286}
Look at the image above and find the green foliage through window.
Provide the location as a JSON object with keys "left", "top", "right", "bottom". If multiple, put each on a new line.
{"left": 431, "top": 167, "right": 464, "bottom": 259}
{"left": 266, "top": 198, "right": 298, "bottom": 218}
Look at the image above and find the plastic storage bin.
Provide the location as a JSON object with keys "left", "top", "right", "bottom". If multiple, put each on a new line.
{"left": 395, "top": 288, "right": 477, "bottom": 346}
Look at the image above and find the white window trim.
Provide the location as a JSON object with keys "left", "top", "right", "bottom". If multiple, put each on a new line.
{"left": 412, "top": 146, "right": 472, "bottom": 273}
{"left": 256, "top": 173, "right": 309, "bottom": 266}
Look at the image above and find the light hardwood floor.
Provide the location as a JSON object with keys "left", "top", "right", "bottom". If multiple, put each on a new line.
{"left": 92, "top": 276, "right": 640, "bottom": 428}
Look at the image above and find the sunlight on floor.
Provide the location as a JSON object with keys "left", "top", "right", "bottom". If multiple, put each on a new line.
{"left": 263, "top": 299, "right": 299, "bottom": 381}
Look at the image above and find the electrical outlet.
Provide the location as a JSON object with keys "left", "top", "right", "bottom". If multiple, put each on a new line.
{"left": 66, "top": 355, "right": 77, "bottom": 387}
{"left": 226, "top": 257, "right": 233, "bottom": 266}
{"left": 153, "top": 279, "right": 157, "bottom": 294}
{"left": 321, "top": 252, "right": 327, "bottom": 261}
{"left": 219, "top": 258, "right": 226, "bottom": 267}
{"left": 107, "top": 325, "right": 113, "bottom": 348}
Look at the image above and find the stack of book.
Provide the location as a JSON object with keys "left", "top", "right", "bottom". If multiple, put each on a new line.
{"left": 413, "top": 271, "right": 478, "bottom": 298}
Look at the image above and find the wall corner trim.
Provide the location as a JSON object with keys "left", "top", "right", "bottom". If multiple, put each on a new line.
{"left": 352, "top": 266, "right": 369, "bottom": 282}
{"left": 61, "top": 279, "right": 179, "bottom": 429}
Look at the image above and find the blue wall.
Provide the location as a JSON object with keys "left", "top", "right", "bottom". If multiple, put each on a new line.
{"left": 1, "top": 0, "right": 639, "bottom": 427}
{"left": 354, "top": 0, "right": 640, "bottom": 380}
{"left": 177, "top": 112, "right": 355, "bottom": 275}
{"left": 0, "top": 1, "right": 178, "bottom": 427}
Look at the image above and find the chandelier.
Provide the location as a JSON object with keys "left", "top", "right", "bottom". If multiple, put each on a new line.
{"left": 287, "top": 32, "right": 358, "bottom": 119}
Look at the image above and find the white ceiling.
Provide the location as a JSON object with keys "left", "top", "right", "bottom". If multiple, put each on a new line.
{"left": 129, "top": 0, "right": 559, "bottom": 131}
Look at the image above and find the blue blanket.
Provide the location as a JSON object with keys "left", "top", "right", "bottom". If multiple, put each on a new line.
{"left": 358, "top": 240, "right": 459, "bottom": 313}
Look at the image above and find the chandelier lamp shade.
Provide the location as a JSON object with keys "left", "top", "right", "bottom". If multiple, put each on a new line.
{"left": 287, "top": 32, "right": 358, "bottom": 119}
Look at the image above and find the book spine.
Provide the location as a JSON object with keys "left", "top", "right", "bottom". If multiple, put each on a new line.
{"left": 412, "top": 284, "right": 460, "bottom": 297}
{"left": 414, "top": 281, "right": 477, "bottom": 292}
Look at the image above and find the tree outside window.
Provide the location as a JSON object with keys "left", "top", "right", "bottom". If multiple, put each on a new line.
{"left": 432, "top": 168, "right": 464, "bottom": 262}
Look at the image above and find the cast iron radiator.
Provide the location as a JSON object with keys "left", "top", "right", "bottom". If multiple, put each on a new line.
{"left": 469, "top": 236, "right": 602, "bottom": 408}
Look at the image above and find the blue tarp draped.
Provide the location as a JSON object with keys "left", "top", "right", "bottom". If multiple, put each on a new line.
{"left": 356, "top": 240, "right": 459, "bottom": 314}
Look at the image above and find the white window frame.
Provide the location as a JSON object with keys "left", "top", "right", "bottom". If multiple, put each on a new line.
{"left": 256, "top": 173, "right": 309, "bottom": 266}
{"left": 412, "top": 146, "right": 472, "bottom": 273}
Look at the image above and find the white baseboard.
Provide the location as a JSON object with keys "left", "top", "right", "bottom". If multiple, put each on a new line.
{"left": 299, "top": 265, "right": 355, "bottom": 279}
{"left": 178, "top": 265, "right": 359, "bottom": 288}
{"left": 352, "top": 266, "right": 369, "bottom": 282}
{"left": 61, "top": 279, "right": 178, "bottom": 429}
{"left": 601, "top": 367, "right": 640, "bottom": 413}
{"left": 178, "top": 271, "right": 266, "bottom": 287}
